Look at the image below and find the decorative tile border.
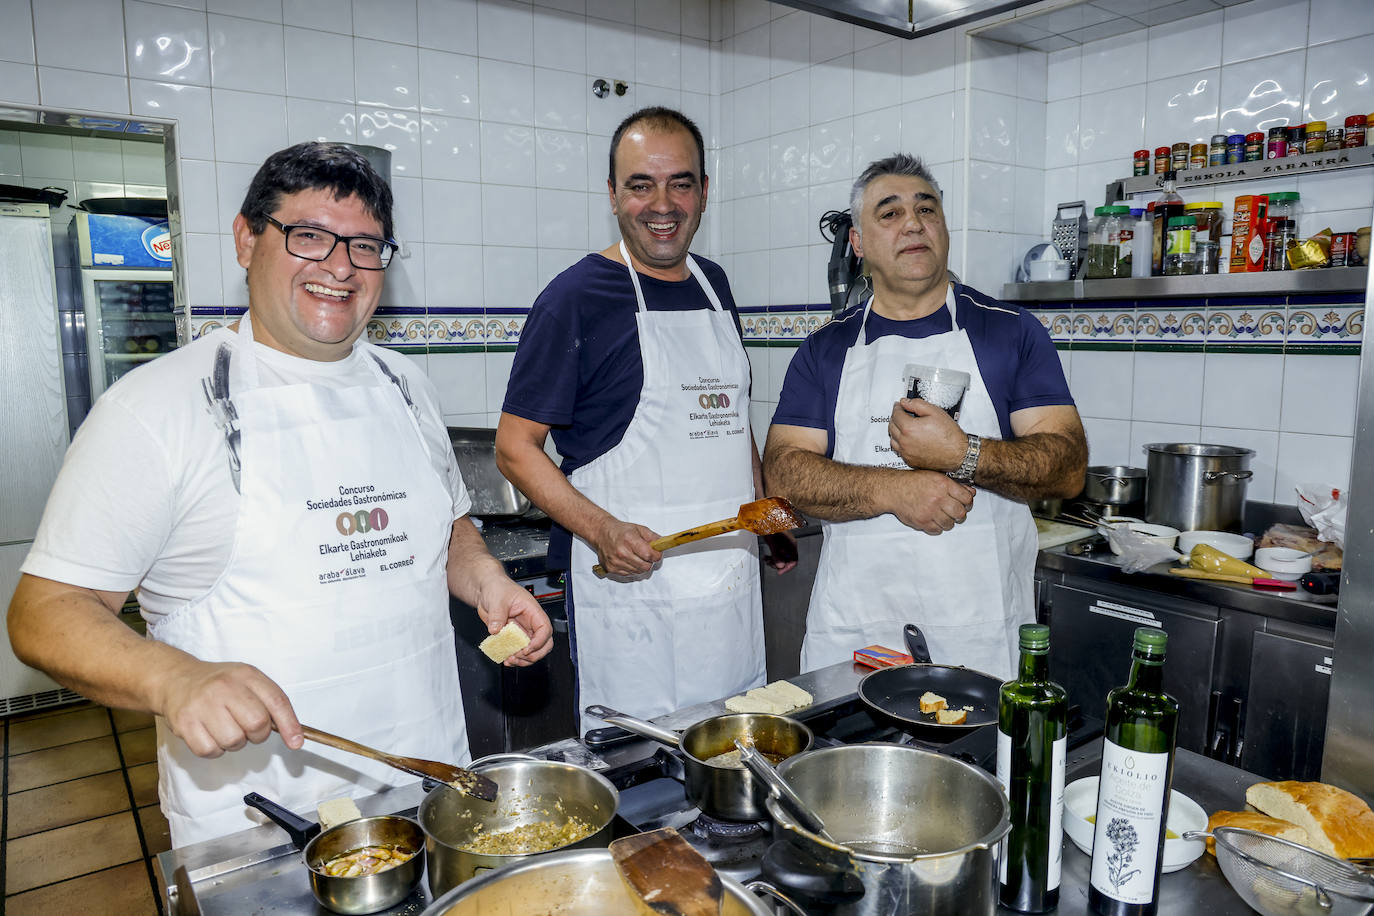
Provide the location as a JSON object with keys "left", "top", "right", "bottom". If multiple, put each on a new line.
{"left": 740, "top": 305, "right": 832, "bottom": 347}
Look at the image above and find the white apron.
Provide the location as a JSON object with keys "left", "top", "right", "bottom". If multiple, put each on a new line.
{"left": 568, "top": 243, "right": 764, "bottom": 736}
{"left": 800, "top": 286, "right": 1036, "bottom": 679}
{"left": 151, "top": 316, "right": 467, "bottom": 847}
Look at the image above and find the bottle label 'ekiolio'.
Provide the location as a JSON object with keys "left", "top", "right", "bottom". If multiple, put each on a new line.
{"left": 1090, "top": 740, "right": 1168, "bottom": 904}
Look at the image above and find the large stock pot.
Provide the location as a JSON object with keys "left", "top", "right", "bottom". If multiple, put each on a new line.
{"left": 1143, "top": 443, "right": 1254, "bottom": 532}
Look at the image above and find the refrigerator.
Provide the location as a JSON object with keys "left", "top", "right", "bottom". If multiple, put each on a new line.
{"left": 71, "top": 210, "right": 178, "bottom": 398}
{"left": 0, "top": 202, "right": 68, "bottom": 706}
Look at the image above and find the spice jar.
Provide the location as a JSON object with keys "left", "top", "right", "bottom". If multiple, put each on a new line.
{"left": 1190, "top": 142, "right": 1208, "bottom": 169}
{"left": 1326, "top": 127, "right": 1344, "bottom": 149}
{"left": 1245, "top": 132, "right": 1264, "bottom": 161}
{"left": 1286, "top": 124, "right": 1306, "bottom": 156}
{"left": 1225, "top": 134, "right": 1245, "bottom": 164}
{"left": 1267, "top": 126, "right": 1288, "bottom": 158}
{"left": 1208, "top": 134, "right": 1227, "bottom": 166}
{"left": 1267, "top": 219, "right": 1298, "bottom": 271}
{"left": 1171, "top": 141, "right": 1191, "bottom": 170}
{"left": 1267, "top": 191, "right": 1301, "bottom": 229}
{"left": 1344, "top": 115, "right": 1366, "bottom": 148}
{"left": 1165, "top": 216, "right": 1198, "bottom": 275}
{"left": 1185, "top": 201, "right": 1223, "bottom": 274}
{"left": 1085, "top": 206, "right": 1134, "bottom": 279}
{"left": 1305, "top": 120, "right": 1327, "bottom": 153}
{"left": 1133, "top": 149, "right": 1150, "bottom": 176}
{"left": 1153, "top": 146, "right": 1171, "bottom": 173}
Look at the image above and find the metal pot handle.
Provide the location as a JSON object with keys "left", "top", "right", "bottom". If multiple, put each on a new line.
{"left": 744, "top": 879, "right": 810, "bottom": 916}
{"left": 583, "top": 704, "right": 683, "bottom": 749}
{"left": 469, "top": 752, "right": 537, "bottom": 770}
{"left": 1203, "top": 469, "right": 1254, "bottom": 483}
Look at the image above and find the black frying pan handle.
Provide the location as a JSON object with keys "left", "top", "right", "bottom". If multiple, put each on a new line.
{"left": 243, "top": 792, "right": 320, "bottom": 850}
{"left": 583, "top": 724, "right": 636, "bottom": 748}
{"left": 761, "top": 840, "right": 865, "bottom": 905}
{"left": 904, "top": 624, "right": 933, "bottom": 664}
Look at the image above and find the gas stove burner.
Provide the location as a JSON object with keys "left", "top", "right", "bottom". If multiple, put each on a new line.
{"left": 689, "top": 813, "right": 768, "bottom": 842}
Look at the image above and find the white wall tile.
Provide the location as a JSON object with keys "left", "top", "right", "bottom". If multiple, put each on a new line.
{"left": 681, "top": 0, "right": 709, "bottom": 41}
{"left": 482, "top": 184, "right": 535, "bottom": 246}
{"left": 183, "top": 231, "right": 223, "bottom": 306}
{"left": 126, "top": 1, "right": 211, "bottom": 85}
{"left": 1012, "top": 165, "right": 1044, "bottom": 236}
{"left": 479, "top": 58, "right": 534, "bottom": 125}
{"left": 1046, "top": 47, "right": 1080, "bottom": 102}
{"left": 1131, "top": 351, "right": 1205, "bottom": 424}
{"left": 39, "top": 67, "right": 131, "bottom": 114}
{"left": 0, "top": 0, "right": 35, "bottom": 64}
{"left": 1218, "top": 51, "right": 1304, "bottom": 136}
{"left": 768, "top": 187, "right": 809, "bottom": 249}
{"left": 1016, "top": 47, "right": 1048, "bottom": 102}
{"left": 731, "top": 249, "right": 768, "bottom": 305}
{"left": 284, "top": 28, "right": 354, "bottom": 103}
{"left": 1200, "top": 351, "right": 1282, "bottom": 431}
{"left": 970, "top": 38, "right": 1018, "bottom": 95}
{"left": 533, "top": 9, "right": 586, "bottom": 74}
{"left": 851, "top": 107, "right": 900, "bottom": 176}
{"left": 681, "top": 38, "right": 709, "bottom": 95}
{"left": 635, "top": 28, "right": 681, "bottom": 89}
{"left": 132, "top": 80, "right": 215, "bottom": 160}
{"left": 732, "top": 23, "right": 769, "bottom": 90}
{"left": 382, "top": 243, "right": 424, "bottom": 307}
{"left": 423, "top": 242, "right": 482, "bottom": 307}
{"left": 1079, "top": 84, "right": 1146, "bottom": 164}
{"left": 417, "top": 0, "right": 477, "bottom": 55}
{"left": 208, "top": 0, "right": 280, "bottom": 22}
{"left": 421, "top": 114, "right": 479, "bottom": 181}
{"left": 356, "top": 107, "right": 420, "bottom": 176}
{"left": 636, "top": 0, "right": 679, "bottom": 34}
{"left": 769, "top": 69, "right": 809, "bottom": 135}
{"left": 1044, "top": 98, "right": 1080, "bottom": 170}
{"left": 1275, "top": 432, "right": 1352, "bottom": 498}
{"left": 769, "top": 245, "right": 809, "bottom": 304}
{"left": 536, "top": 127, "right": 588, "bottom": 189}
{"left": 770, "top": 11, "right": 809, "bottom": 78}
{"left": 966, "top": 160, "right": 1015, "bottom": 232}
{"left": 1145, "top": 68, "right": 1220, "bottom": 145}
{"left": 1222, "top": 0, "right": 1309, "bottom": 64}
{"left": 354, "top": 0, "right": 416, "bottom": 45}
{"left": 732, "top": 81, "right": 769, "bottom": 144}
{"left": 283, "top": 0, "right": 351, "bottom": 33}
{"left": 352, "top": 38, "right": 418, "bottom": 112}
{"left": 968, "top": 89, "right": 1016, "bottom": 165}
{"left": 209, "top": 15, "right": 285, "bottom": 94}
{"left": 1071, "top": 349, "right": 1135, "bottom": 419}
{"left": 418, "top": 49, "right": 478, "bottom": 117}
{"left": 421, "top": 178, "right": 482, "bottom": 244}
{"left": 1303, "top": 36, "right": 1374, "bottom": 124}
{"left": 1279, "top": 353, "right": 1358, "bottom": 435}
{"left": 852, "top": 37, "right": 900, "bottom": 114}
{"left": 536, "top": 187, "right": 588, "bottom": 249}
{"left": 769, "top": 128, "right": 808, "bottom": 189}
{"left": 33, "top": 0, "right": 126, "bottom": 75}
{"left": 479, "top": 121, "right": 534, "bottom": 184}
{"left": 1147, "top": 10, "right": 1221, "bottom": 80}
{"left": 1081, "top": 416, "right": 1132, "bottom": 466}
{"left": 215, "top": 159, "right": 257, "bottom": 229}
{"left": 901, "top": 93, "right": 956, "bottom": 165}
{"left": 1081, "top": 31, "right": 1146, "bottom": 93}
{"left": 483, "top": 248, "right": 538, "bottom": 312}
{"left": 0, "top": 61, "right": 38, "bottom": 105}
{"left": 1307, "top": 0, "right": 1374, "bottom": 47}
{"left": 808, "top": 57, "right": 853, "bottom": 126}
{"left": 483, "top": 348, "right": 516, "bottom": 411}
{"left": 428, "top": 351, "right": 488, "bottom": 415}
{"left": 810, "top": 14, "right": 852, "bottom": 64}
{"left": 20, "top": 132, "right": 73, "bottom": 178}
{"left": 1129, "top": 420, "right": 1202, "bottom": 459}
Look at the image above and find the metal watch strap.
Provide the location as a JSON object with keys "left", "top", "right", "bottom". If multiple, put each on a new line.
{"left": 949, "top": 433, "right": 981, "bottom": 483}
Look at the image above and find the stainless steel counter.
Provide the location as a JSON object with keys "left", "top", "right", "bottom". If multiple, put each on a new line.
{"left": 158, "top": 661, "right": 1266, "bottom": 914}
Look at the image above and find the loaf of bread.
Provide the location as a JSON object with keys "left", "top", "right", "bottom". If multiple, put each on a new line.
{"left": 919, "top": 691, "right": 947, "bottom": 714}
{"left": 1205, "top": 810, "right": 1309, "bottom": 856}
{"left": 317, "top": 796, "right": 362, "bottom": 831}
{"left": 935, "top": 708, "right": 967, "bottom": 725}
{"left": 478, "top": 621, "right": 530, "bottom": 663}
{"left": 1245, "top": 781, "right": 1374, "bottom": 859}
{"left": 724, "top": 680, "right": 814, "bottom": 715}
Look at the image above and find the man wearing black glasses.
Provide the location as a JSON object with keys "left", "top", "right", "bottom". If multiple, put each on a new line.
{"left": 8, "top": 142, "right": 552, "bottom": 847}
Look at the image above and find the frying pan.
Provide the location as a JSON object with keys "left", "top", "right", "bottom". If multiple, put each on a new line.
{"left": 72, "top": 196, "right": 167, "bottom": 217}
{"left": 857, "top": 625, "right": 1003, "bottom": 739}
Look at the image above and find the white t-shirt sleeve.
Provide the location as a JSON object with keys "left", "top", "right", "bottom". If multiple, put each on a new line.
{"left": 22, "top": 396, "right": 176, "bottom": 593}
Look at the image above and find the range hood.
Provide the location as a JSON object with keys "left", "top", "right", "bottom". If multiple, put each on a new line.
{"left": 773, "top": 0, "right": 1043, "bottom": 38}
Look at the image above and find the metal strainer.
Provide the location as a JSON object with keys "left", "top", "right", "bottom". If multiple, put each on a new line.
{"left": 1187, "top": 827, "right": 1374, "bottom": 916}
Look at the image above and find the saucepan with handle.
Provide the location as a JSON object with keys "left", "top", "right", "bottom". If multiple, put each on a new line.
{"left": 856, "top": 624, "right": 1003, "bottom": 740}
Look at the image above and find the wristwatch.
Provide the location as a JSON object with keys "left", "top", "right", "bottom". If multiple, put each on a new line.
{"left": 948, "top": 433, "right": 981, "bottom": 483}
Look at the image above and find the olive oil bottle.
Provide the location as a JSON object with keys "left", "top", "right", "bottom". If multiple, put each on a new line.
{"left": 997, "top": 623, "right": 1068, "bottom": 913}
{"left": 1088, "top": 628, "right": 1180, "bottom": 916}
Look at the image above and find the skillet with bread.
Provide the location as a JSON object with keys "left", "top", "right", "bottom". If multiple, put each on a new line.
{"left": 857, "top": 625, "right": 1002, "bottom": 738}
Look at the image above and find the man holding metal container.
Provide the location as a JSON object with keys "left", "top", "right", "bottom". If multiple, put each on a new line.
{"left": 764, "top": 153, "right": 1087, "bottom": 678}
{"left": 8, "top": 142, "right": 552, "bottom": 847}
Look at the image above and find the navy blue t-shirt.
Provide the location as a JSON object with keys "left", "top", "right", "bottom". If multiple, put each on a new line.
{"left": 773, "top": 283, "right": 1072, "bottom": 457}
{"left": 502, "top": 252, "right": 745, "bottom": 568}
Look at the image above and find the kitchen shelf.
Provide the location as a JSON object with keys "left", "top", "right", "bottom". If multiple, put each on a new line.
{"left": 103, "top": 352, "right": 161, "bottom": 362}
{"left": 102, "top": 312, "right": 174, "bottom": 321}
{"left": 1002, "top": 266, "right": 1368, "bottom": 302}
{"left": 1117, "top": 146, "right": 1374, "bottom": 196}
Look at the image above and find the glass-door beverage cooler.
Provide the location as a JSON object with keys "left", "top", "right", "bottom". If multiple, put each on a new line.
{"left": 71, "top": 209, "right": 177, "bottom": 398}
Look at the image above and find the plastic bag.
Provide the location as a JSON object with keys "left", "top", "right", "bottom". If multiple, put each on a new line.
{"left": 1296, "top": 484, "right": 1346, "bottom": 550}
{"left": 1101, "top": 525, "right": 1183, "bottom": 573}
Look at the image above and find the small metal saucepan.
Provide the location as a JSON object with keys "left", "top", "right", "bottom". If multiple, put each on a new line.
{"left": 244, "top": 792, "right": 425, "bottom": 914}
{"left": 1082, "top": 465, "right": 1147, "bottom": 506}
{"left": 857, "top": 625, "right": 1003, "bottom": 741}
{"left": 585, "top": 706, "right": 813, "bottom": 821}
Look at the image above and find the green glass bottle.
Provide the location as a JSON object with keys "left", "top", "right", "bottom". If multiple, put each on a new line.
{"left": 1088, "top": 627, "right": 1181, "bottom": 916}
{"left": 997, "top": 623, "right": 1068, "bottom": 913}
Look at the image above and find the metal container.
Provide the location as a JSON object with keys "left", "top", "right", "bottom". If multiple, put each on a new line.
{"left": 420, "top": 848, "right": 777, "bottom": 915}
{"left": 586, "top": 706, "right": 814, "bottom": 821}
{"left": 762, "top": 743, "right": 1010, "bottom": 916}
{"left": 1083, "top": 465, "right": 1146, "bottom": 505}
{"left": 1143, "top": 443, "right": 1254, "bottom": 532}
{"left": 447, "top": 427, "right": 531, "bottom": 516}
{"left": 418, "top": 756, "right": 619, "bottom": 898}
{"left": 303, "top": 815, "right": 426, "bottom": 914}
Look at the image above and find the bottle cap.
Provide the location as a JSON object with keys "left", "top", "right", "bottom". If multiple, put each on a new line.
{"left": 1168, "top": 216, "right": 1194, "bottom": 227}
{"left": 1099, "top": 205, "right": 1130, "bottom": 215}
{"left": 1269, "top": 191, "right": 1301, "bottom": 202}
{"left": 1185, "top": 201, "right": 1223, "bottom": 210}
{"left": 1133, "top": 627, "right": 1167, "bottom": 653}
{"left": 1019, "top": 623, "right": 1050, "bottom": 651}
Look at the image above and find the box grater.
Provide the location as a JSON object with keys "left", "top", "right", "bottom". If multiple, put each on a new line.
{"left": 1051, "top": 200, "right": 1089, "bottom": 271}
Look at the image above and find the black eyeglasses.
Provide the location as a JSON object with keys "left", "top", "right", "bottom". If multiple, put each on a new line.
{"left": 264, "top": 216, "right": 397, "bottom": 270}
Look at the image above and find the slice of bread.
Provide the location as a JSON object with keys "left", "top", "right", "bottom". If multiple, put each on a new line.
{"left": 478, "top": 621, "right": 530, "bottom": 663}
{"left": 1245, "top": 781, "right": 1374, "bottom": 859}
{"left": 935, "top": 708, "right": 967, "bottom": 725}
{"left": 919, "top": 691, "right": 947, "bottom": 714}
{"left": 1205, "top": 810, "right": 1309, "bottom": 856}
{"left": 725, "top": 692, "right": 788, "bottom": 714}
{"left": 317, "top": 796, "right": 362, "bottom": 832}
{"left": 763, "top": 680, "right": 814, "bottom": 710}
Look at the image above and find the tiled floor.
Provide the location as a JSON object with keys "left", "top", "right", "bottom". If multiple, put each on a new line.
{"left": 3, "top": 701, "right": 167, "bottom": 914}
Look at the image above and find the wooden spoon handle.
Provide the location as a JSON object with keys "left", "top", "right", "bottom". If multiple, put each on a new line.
{"left": 300, "top": 724, "right": 393, "bottom": 763}
{"left": 591, "top": 517, "right": 742, "bottom": 577}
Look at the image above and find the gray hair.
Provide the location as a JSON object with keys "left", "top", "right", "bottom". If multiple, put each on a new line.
{"left": 848, "top": 154, "right": 942, "bottom": 238}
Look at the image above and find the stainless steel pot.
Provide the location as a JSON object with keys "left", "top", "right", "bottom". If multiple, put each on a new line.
{"left": 761, "top": 744, "right": 1010, "bottom": 916}
{"left": 419, "top": 848, "right": 781, "bottom": 915}
{"left": 586, "top": 705, "right": 813, "bottom": 821}
{"left": 1083, "top": 465, "right": 1146, "bottom": 505}
{"left": 418, "top": 755, "right": 618, "bottom": 898}
{"left": 1144, "top": 443, "right": 1254, "bottom": 532}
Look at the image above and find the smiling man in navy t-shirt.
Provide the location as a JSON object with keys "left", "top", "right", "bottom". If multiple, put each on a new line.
{"left": 764, "top": 153, "right": 1087, "bottom": 679}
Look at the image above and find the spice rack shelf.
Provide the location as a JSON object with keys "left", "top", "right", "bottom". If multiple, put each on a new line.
{"left": 1001, "top": 266, "right": 1368, "bottom": 302}
{"left": 1115, "top": 146, "right": 1374, "bottom": 197}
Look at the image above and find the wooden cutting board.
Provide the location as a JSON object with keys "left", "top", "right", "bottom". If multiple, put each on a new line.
{"left": 1035, "top": 518, "right": 1096, "bottom": 550}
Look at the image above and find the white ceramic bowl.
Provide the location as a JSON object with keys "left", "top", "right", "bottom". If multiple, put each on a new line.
{"left": 1177, "top": 530, "right": 1253, "bottom": 560}
{"left": 1063, "top": 776, "right": 1207, "bottom": 873}
{"left": 1029, "top": 259, "right": 1071, "bottom": 281}
{"left": 1253, "top": 547, "right": 1312, "bottom": 581}
{"left": 1106, "top": 522, "right": 1180, "bottom": 555}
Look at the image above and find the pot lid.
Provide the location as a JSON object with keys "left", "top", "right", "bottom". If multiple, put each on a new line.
{"left": 1143, "top": 443, "right": 1256, "bottom": 458}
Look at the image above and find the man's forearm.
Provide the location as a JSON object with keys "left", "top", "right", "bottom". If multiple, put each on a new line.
{"left": 764, "top": 444, "right": 903, "bottom": 521}
{"left": 975, "top": 430, "right": 1087, "bottom": 501}
{"left": 495, "top": 434, "right": 617, "bottom": 546}
{"left": 446, "top": 518, "right": 512, "bottom": 607}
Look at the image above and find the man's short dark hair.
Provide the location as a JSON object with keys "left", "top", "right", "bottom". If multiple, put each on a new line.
{"left": 239, "top": 142, "right": 394, "bottom": 241}
{"left": 608, "top": 107, "right": 706, "bottom": 186}
{"left": 850, "top": 154, "right": 942, "bottom": 219}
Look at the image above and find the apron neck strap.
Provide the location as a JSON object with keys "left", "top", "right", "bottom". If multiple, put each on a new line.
{"left": 860, "top": 283, "right": 958, "bottom": 343}
{"left": 617, "top": 240, "right": 723, "bottom": 313}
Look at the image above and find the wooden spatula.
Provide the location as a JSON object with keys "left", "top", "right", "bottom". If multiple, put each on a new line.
{"left": 296, "top": 724, "right": 499, "bottom": 802}
{"left": 610, "top": 827, "right": 723, "bottom": 916}
{"left": 593, "top": 496, "right": 804, "bottom": 578}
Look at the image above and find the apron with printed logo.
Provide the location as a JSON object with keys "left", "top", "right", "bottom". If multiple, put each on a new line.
{"left": 151, "top": 316, "right": 467, "bottom": 847}
{"left": 568, "top": 243, "right": 764, "bottom": 736}
{"left": 800, "top": 287, "right": 1035, "bottom": 679}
